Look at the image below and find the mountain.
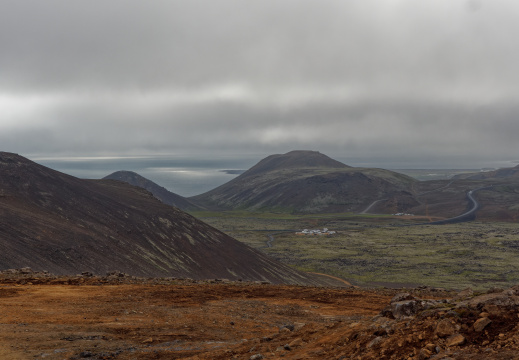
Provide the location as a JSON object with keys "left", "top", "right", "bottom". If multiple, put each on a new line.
{"left": 103, "top": 170, "right": 201, "bottom": 211}
{"left": 190, "top": 150, "right": 418, "bottom": 213}
{"left": 244, "top": 150, "right": 351, "bottom": 176}
{"left": 0, "top": 152, "right": 340, "bottom": 285}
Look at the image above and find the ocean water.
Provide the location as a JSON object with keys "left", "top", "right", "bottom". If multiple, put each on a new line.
{"left": 33, "top": 155, "right": 254, "bottom": 197}
{"left": 32, "top": 154, "right": 515, "bottom": 198}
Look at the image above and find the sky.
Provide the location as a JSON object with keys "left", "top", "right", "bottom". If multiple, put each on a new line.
{"left": 1, "top": 0, "right": 519, "bottom": 169}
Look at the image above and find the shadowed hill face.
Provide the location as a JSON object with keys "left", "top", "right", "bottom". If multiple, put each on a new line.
{"left": 190, "top": 151, "right": 417, "bottom": 213}
{"left": 103, "top": 170, "right": 201, "bottom": 211}
{"left": 0, "top": 152, "right": 338, "bottom": 285}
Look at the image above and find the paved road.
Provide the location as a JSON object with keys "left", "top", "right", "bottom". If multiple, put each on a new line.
{"left": 425, "top": 186, "right": 491, "bottom": 225}
{"left": 360, "top": 180, "right": 493, "bottom": 225}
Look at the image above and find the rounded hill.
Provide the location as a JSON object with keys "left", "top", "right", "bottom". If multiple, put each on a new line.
{"left": 245, "top": 150, "right": 350, "bottom": 176}
{"left": 190, "top": 151, "right": 417, "bottom": 213}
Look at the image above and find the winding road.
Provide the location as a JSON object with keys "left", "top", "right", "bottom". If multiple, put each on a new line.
{"left": 425, "top": 186, "right": 492, "bottom": 225}
{"left": 360, "top": 183, "right": 494, "bottom": 225}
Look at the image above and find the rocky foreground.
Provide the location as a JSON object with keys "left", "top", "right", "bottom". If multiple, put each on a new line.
{"left": 1, "top": 270, "right": 519, "bottom": 359}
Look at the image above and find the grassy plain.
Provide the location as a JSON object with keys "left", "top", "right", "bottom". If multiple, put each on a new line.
{"left": 192, "top": 211, "right": 519, "bottom": 290}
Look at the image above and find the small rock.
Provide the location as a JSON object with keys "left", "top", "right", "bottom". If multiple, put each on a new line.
{"left": 445, "top": 333, "right": 465, "bottom": 347}
{"left": 20, "top": 267, "right": 33, "bottom": 274}
{"left": 142, "top": 337, "right": 153, "bottom": 344}
{"left": 250, "top": 354, "right": 264, "bottom": 360}
{"left": 424, "top": 343, "right": 436, "bottom": 351}
{"left": 288, "top": 338, "right": 303, "bottom": 348}
{"left": 390, "top": 300, "right": 436, "bottom": 319}
{"left": 418, "top": 348, "right": 432, "bottom": 360}
{"left": 391, "top": 293, "right": 416, "bottom": 303}
{"left": 457, "top": 287, "right": 474, "bottom": 299}
{"left": 487, "top": 287, "right": 504, "bottom": 294}
{"left": 367, "top": 336, "right": 383, "bottom": 349}
{"left": 373, "top": 328, "right": 387, "bottom": 336}
{"left": 293, "top": 322, "right": 306, "bottom": 331}
{"left": 279, "top": 324, "right": 294, "bottom": 332}
{"left": 435, "top": 319, "right": 456, "bottom": 338}
{"left": 473, "top": 317, "right": 492, "bottom": 332}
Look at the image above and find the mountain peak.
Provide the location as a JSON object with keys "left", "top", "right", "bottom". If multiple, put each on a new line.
{"left": 246, "top": 150, "right": 350, "bottom": 176}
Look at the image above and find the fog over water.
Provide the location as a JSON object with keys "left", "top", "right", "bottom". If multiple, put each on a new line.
{"left": 34, "top": 155, "right": 255, "bottom": 197}
{"left": 33, "top": 154, "right": 515, "bottom": 197}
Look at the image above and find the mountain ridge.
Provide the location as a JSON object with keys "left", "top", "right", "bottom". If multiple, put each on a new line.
{"left": 0, "top": 152, "right": 340, "bottom": 285}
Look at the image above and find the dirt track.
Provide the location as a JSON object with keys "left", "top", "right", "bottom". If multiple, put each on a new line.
{"left": 0, "top": 280, "right": 390, "bottom": 359}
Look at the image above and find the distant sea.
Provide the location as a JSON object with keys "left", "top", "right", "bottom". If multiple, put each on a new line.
{"left": 34, "top": 155, "right": 254, "bottom": 197}
{"left": 32, "top": 154, "right": 515, "bottom": 198}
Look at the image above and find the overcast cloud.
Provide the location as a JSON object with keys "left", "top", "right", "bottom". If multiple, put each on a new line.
{"left": 1, "top": 0, "right": 519, "bottom": 168}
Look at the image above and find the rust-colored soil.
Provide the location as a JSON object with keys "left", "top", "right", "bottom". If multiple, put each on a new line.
{"left": 2, "top": 278, "right": 519, "bottom": 359}
{"left": 0, "top": 279, "right": 389, "bottom": 359}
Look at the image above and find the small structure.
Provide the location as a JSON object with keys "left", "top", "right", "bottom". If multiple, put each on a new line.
{"left": 296, "top": 228, "right": 336, "bottom": 236}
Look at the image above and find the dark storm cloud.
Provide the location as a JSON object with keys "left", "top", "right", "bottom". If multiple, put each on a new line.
{"left": 1, "top": 0, "right": 519, "bottom": 167}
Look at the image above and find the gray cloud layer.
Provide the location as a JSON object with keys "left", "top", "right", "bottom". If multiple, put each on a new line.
{"left": 1, "top": 0, "right": 518, "bottom": 168}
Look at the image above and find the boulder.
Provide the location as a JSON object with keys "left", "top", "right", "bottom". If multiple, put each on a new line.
{"left": 445, "top": 333, "right": 465, "bottom": 347}
{"left": 435, "top": 319, "right": 456, "bottom": 338}
{"left": 462, "top": 292, "right": 519, "bottom": 311}
{"left": 473, "top": 317, "right": 492, "bottom": 332}
{"left": 391, "top": 293, "right": 416, "bottom": 303}
{"left": 387, "top": 299, "right": 438, "bottom": 319}
{"left": 454, "top": 288, "right": 473, "bottom": 300}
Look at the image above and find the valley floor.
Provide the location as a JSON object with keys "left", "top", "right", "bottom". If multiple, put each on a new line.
{"left": 194, "top": 213, "right": 519, "bottom": 290}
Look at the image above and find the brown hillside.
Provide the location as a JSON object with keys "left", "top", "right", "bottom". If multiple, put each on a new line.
{"left": 2, "top": 273, "right": 518, "bottom": 359}
{"left": 0, "top": 152, "right": 340, "bottom": 285}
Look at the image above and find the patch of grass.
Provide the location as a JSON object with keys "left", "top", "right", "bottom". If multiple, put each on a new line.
{"left": 195, "top": 212, "right": 519, "bottom": 291}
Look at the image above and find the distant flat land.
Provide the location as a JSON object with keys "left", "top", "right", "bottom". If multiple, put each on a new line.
{"left": 193, "top": 212, "right": 519, "bottom": 291}
{"left": 392, "top": 168, "right": 482, "bottom": 181}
